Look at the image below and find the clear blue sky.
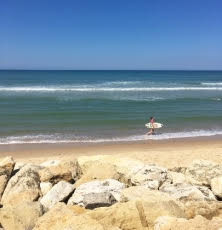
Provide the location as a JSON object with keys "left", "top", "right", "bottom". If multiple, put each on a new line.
{"left": 1, "top": 0, "right": 222, "bottom": 70}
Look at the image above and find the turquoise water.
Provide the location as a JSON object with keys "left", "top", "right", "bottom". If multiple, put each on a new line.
{"left": 0, "top": 70, "right": 222, "bottom": 144}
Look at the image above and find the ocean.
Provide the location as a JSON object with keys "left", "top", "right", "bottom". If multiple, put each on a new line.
{"left": 0, "top": 70, "right": 222, "bottom": 144}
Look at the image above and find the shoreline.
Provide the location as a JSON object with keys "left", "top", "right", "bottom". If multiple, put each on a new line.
{"left": 1, "top": 135, "right": 222, "bottom": 168}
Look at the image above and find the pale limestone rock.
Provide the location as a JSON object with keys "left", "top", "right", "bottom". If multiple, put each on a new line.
{"left": 33, "top": 202, "right": 103, "bottom": 230}
{"left": 0, "top": 201, "right": 43, "bottom": 230}
{"left": 1, "top": 164, "right": 41, "bottom": 205}
{"left": 169, "top": 171, "right": 186, "bottom": 184}
{"left": 77, "top": 155, "right": 145, "bottom": 185}
{"left": 120, "top": 186, "right": 175, "bottom": 202}
{"left": 185, "top": 160, "right": 222, "bottom": 186}
{"left": 40, "top": 159, "right": 60, "bottom": 167}
{"left": 141, "top": 197, "right": 185, "bottom": 228}
{"left": 154, "top": 215, "right": 222, "bottom": 230}
{"left": 131, "top": 164, "right": 170, "bottom": 189}
{"left": 184, "top": 200, "right": 222, "bottom": 219}
{"left": 159, "top": 183, "right": 216, "bottom": 201}
{"left": 170, "top": 166, "right": 187, "bottom": 174}
{"left": 39, "top": 159, "right": 81, "bottom": 184}
{"left": 0, "top": 156, "right": 15, "bottom": 173}
{"left": 40, "top": 181, "right": 74, "bottom": 210}
{"left": 197, "top": 185, "right": 217, "bottom": 200}
{"left": 68, "top": 179, "right": 125, "bottom": 208}
{"left": 74, "top": 163, "right": 120, "bottom": 188}
{"left": 13, "top": 162, "right": 26, "bottom": 171}
{"left": 87, "top": 200, "right": 146, "bottom": 230}
{"left": 88, "top": 198, "right": 185, "bottom": 230}
{"left": 0, "top": 156, "right": 15, "bottom": 200}
{"left": 211, "top": 176, "right": 222, "bottom": 198}
{"left": 154, "top": 216, "right": 177, "bottom": 230}
{"left": 119, "top": 186, "right": 186, "bottom": 228}
{"left": 40, "top": 182, "right": 53, "bottom": 196}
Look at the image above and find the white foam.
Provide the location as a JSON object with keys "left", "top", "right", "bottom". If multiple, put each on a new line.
{"left": 0, "top": 130, "right": 222, "bottom": 144}
{"left": 1, "top": 86, "right": 222, "bottom": 92}
{"left": 201, "top": 82, "right": 222, "bottom": 86}
{"left": 211, "top": 98, "right": 221, "bottom": 101}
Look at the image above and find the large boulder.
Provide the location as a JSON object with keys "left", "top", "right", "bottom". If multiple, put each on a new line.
{"left": 87, "top": 200, "right": 147, "bottom": 230}
{"left": 77, "top": 155, "right": 145, "bottom": 186}
{"left": 88, "top": 197, "right": 185, "bottom": 230}
{"left": 39, "top": 159, "right": 81, "bottom": 184}
{"left": 168, "top": 171, "right": 186, "bottom": 184}
{"left": 185, "top": 160, "right": 222, "bottom": 186}
{"left": 0, "top": 201, "right": 43, "bottom": 230}
{"left": 13, "top": 162, "right": 26, "bottom": 172}
{"left": 184, "top": 200, "right": 222, "bottom": 219}
{"left": 211, "top": 176, "right": 222, "bottom": 198}
{"left": 40, "top": 181, "right": 74, "bottom": 210}
{"left": 131, "top": 165, "right": 170, "bottom": 189}
{"left": 40, "top": 182, "right": 53, "bottom": 196}
{"left": 120, "top": 186, "right": 177, "bottom": 202}
{"left": 154, "top": 215, "right": 222, "bottom": 230}
{"left": 40, "top": 160, "right": 60, "bottom": 167}
{"left": 33, "top": 202, "right": 104, "bottom": 230}
{"left": 74, "top": 163, "right": 121, "bottom": 188}
{"left": 1, "top": 164, "right": 41, "bottom": 205}
{"left": 68, "top": 179, "right": 125, "bottom": 209}
{"left": 0, "top": 156, "right": 15, "bottom": 174}
{"left": 0, "top": 156, "right": 15, "bottom": 200}
{"left": 159, "top": 183, "right": 216, "bottom": 201}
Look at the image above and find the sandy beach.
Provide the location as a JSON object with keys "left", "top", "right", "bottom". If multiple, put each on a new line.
{"left": 1, "top": 136, "right": 222, "bottom": 168}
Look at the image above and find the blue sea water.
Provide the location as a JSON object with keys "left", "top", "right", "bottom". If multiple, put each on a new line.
{"left": 0, "top": 70, "right": 222, "bottom": 144}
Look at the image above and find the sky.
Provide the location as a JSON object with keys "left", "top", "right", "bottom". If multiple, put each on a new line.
{"left": 1, "top": 0, "right": 222, "bottom": 70}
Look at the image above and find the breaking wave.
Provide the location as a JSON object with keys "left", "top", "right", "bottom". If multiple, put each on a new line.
{"left": 0, "top": 130, "right": 222, "bottom": 144}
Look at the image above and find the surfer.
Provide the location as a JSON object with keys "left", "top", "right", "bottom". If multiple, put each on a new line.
{"left": 146, "top": 116, "right": 155, "bottom": 135}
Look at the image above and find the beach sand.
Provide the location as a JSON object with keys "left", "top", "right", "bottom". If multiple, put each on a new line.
{"left": 0, "top": 136, "right": 222, "bottom": 168}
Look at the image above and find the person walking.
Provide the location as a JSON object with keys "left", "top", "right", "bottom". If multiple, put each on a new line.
{"left": 146, "top": 116, "right": 155, "bottom": 135}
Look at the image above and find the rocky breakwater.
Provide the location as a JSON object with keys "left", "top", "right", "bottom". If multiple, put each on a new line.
{"left": 0, "top": 156, "right": 221, "bottom": 230}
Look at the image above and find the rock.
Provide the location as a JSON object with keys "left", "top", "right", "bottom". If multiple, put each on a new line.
{"left": 77, "top": 155, "right": 145, "bottom": 185}
{"left": 184, "top": 200, "right": 222, "bottom": 219}
{"left": 87, "top": 200, "right": 146, "bottom": 230}
{"left": 78, "top": 155, "right": 145, "bottom": 173}
{"left": 168, "top": 171, "right": 186, "bottom": 184}
{"left": 40, "top": 182, "right": 53, "bottom": 196}
{"left": 74, "top": 163, "right": 120, "bottom": 188}
{"left": 170, "top": 166, "right": 187, "bottom": 174}
{"left": 120, "top": 186, "right": 176, "bottom": 202}
{"left": 1, "top": 164, "right": 41, "bottom": 205}
{"left": 154, "top": 215, "right": 222, "bottom": 230}
{"left": 39, "top": 159, "right": 81, "bottom": 184}
{"left": 88, "top": 197, "right": 185, "bottom": 230}
{"left": 40, "top": 160, "right": 60, "bottom": 167}
{"left": 0, "top": 201, "right": 43, "bottom": 230}
{"left": 13, "top": 162, "right": 26, "bottom": 171}
{"left": 197, "top": 185, "right": 217, "bottom": 200}
{"left": 33, "top": 202, "right": 104, "bottom": 230}
{"left": 159, "top": 183, "right": 216, "bottom": 201}
{"left": 119, "top": 186, "right": 186, "bottom": 228}
{"left": 211, "top": 176, "right": 222, "bottom": 198}
{"left": 185, "top": 160, "right": 222, "bottom": 186}
{"left": 131, "top": 164, "right": 170, "bottom": 189}
{"left": 40, "top": 181, "right": 74, "bottom": 210}
{"left": 0, "top": 156, "right": 15, "bottom": 200}
{"left": 68, "top": 179, "right": 125, "bottom": 209}
{"left": 141, "top": 196, "right": 185, "bottom": 228}
{"left": 0, "top": 156, "right": 15, "bottom": 174}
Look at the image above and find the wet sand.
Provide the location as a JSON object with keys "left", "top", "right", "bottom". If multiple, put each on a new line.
{"left": 0, "top": 136, "right": 222, "bottom": 168}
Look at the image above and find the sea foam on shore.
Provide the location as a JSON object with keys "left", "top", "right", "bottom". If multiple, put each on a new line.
{"left": 0, "top": 130, "right": 222, "bottom": 144}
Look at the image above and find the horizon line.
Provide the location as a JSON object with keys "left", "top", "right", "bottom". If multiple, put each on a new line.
{"left": 1, "top": 69, "right": 222, "bottom": 71}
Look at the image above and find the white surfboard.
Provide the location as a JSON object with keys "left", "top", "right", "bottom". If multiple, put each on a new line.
{"left": 145, "top": 122, "right": 163, "bottom": 129}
